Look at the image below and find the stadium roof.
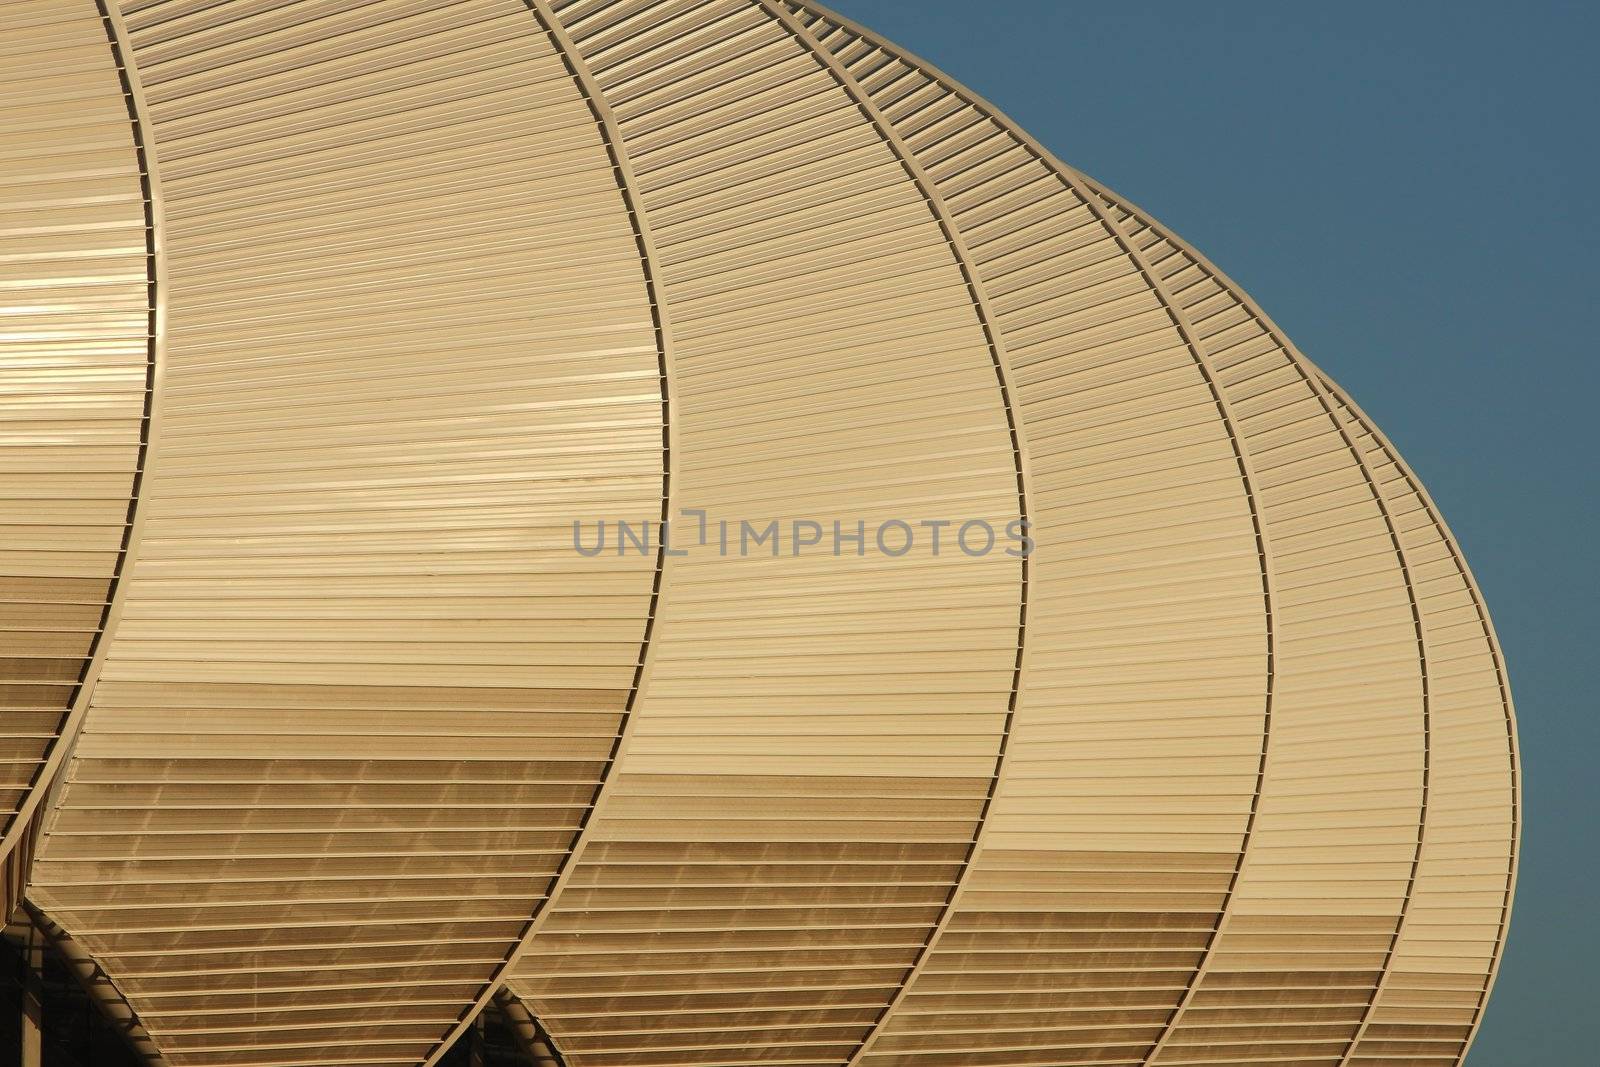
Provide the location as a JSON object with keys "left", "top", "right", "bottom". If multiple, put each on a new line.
{"left": 1, "top": 1, "right": 1518, "bottom": 1065}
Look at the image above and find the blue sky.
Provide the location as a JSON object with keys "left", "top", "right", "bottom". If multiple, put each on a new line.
{"left": 826, "top": 1, "right": 1598, "bottom": 1061}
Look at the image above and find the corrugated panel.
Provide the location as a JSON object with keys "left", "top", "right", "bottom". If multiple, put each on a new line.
{"left": 763, "top": 7, "right": 1473, "bottom": 1067}
{"left": 1100, "top": 200, "right": 1427, "bottom": 1067}
{"left": 502, "top": 0, "right": 1024, "bottom": 1064}
{"left": 27, "top": 0, "right": 666, "bottom": 1064}
{"left": 1316, "top": 380, "right": 1514, "bottom": 1067}
{"left": 783, "top": 7, "right": 1268, "bottom": 1066}
{"left": 0, "top": 0, "right": 152, "bottom": 883}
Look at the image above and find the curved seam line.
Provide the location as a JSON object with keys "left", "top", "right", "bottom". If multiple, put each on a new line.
{"left": 2, "top": 0, "right": 169, "bottom": 863}
{"left": 759, "top": 5, "right": 1034, "bottom": 1065}
{"left": 1308, "top": 372, "right": 1518, "bottom": 1067}
{"left": 1322, "top": 390, "right": 1432, "bottom": 1065}
{"left": 1078, "top": 168, "right": 1511, "bottom": 1066}
{"left": 1077, "top": 175, "right": 1434, "bottom": 1064}
{"left": 783, "top": 5, "right": 1277, "bottom": 1060}
{"left": 1059, "top": 187, "right": 1276, "bottom": 1067}
{"left": 417, "top": 3, "right": 680, "bottom": 1063}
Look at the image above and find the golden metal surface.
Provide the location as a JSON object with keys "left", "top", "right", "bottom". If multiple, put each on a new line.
{"left": 0, "top": 0, "right": 156, "bottom": 916}
{"left": 0, "top": 2, "right": 1517, "bottom": 1066}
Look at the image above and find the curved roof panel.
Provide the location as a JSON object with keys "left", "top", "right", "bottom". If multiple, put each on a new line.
{"left": 2, "top": 2, "right": 1516, "bottom": 1066}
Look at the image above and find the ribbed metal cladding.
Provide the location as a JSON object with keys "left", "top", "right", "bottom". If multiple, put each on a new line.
{"left": 25, "top": 1, "right": 667, "bottom": 1064}
{"left": 1314, "top": 379, "right": 1514, "bottom": 1067}
{"left": 0, "top": 0, "right": 155, "bottom": 916}
{"left": 1092, "top": 193, "right": 1512, "bottom": 1067}
{"left": 1095, "top": 193, "right": 1427, "bottom": 1067}
{"left": 498, "top": 0, "right": 1025, "bottom": 1063}
{"left": 782, "top": 12, "right": 1271, "bottom": 1067}
{"left": 0, "top": 2, "right": 1516, "bottom": 1067}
